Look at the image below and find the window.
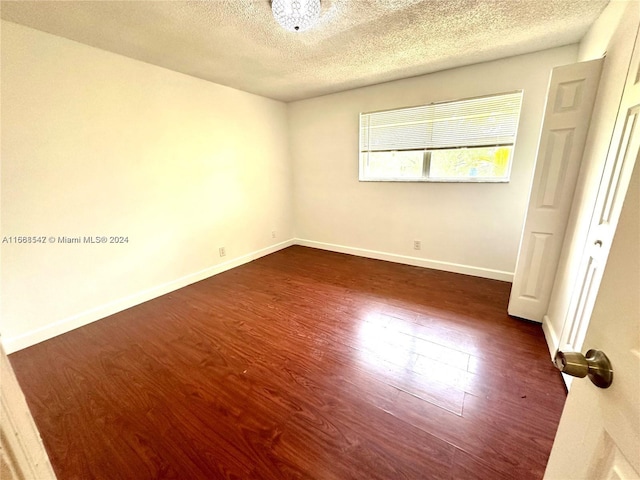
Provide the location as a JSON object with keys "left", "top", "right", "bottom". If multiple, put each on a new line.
{"left": 359, "top": 91, "right": 523, "bottom": 182}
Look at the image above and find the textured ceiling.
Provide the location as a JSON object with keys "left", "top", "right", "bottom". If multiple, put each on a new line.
{"left": 1, "top": 0, "right": 609, "bottom": 102}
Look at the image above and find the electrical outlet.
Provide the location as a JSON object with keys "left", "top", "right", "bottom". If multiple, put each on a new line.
{"left": 219, "top": 247, "right": 226, "bottom": 257}
{"left": 271, "top": 230, "right": 276, "bottom": 239}
{"left": 414, "top": 240, "right": 421, "bottom": 250}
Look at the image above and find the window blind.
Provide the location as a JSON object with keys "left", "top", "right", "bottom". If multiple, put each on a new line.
{"left": 360, "top": 91, "right": 523, "bottom": 153}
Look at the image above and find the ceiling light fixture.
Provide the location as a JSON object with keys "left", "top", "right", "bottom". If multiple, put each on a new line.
{"left": 272, "top": 0, "right": 321, "bottom": 32}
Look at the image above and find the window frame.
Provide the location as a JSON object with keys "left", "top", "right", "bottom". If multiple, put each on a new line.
{"left": 358, "top": 90, "right": 524, "bottom": 183}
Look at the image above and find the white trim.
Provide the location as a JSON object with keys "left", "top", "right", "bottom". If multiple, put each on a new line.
{"left": 294, "top": 239, "right": 514, "bottom": 282}
{"left": 0, "top": 342, "right": 57, "bottom": 479}
{"left": 2, "top": 239, "right": 295, "bottom": 354}
{"left": 3, "top": 238, "right": 514, "bottom": 353}
{"left": 542, "top": 314, "right": 559, "bottom": 360}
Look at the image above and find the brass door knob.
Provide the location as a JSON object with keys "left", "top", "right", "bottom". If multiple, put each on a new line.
{"left": 554, "top": 349, "right": 613, "bottom": 388}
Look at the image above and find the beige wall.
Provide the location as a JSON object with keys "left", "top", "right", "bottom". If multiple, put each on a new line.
{"left": 288, "top": 46, "right": 577, "bottom": 280}
{"left": 0, "top": 21, "right": 294, "bottom": 352}
{"left": 544, "top": 0, "right": 639, "bottom": 349}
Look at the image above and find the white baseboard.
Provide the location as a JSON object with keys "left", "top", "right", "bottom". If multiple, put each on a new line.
{"left": 2, "top": 239, "right": 295, "bottom": 354}
{"left": 4, "top": 238, "right": 514, "bottom": 353}
{"left": 294, "top": 239, "right": 514, "bottom": 282}
{"left": 542, "top": 314, "right": 559, "bottom": 360}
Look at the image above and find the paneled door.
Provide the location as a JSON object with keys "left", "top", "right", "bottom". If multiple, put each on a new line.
{"left": 544, "top": 155, "right": 639, "bottom": 480}
{"left": 556, "top": 23, "right": 640, "bottom": 362}
{"left": 545, "top": 16, "right": 640, "bottom": 479}
{"left": 509, "top": 59, "right": 603, "bottom": 322}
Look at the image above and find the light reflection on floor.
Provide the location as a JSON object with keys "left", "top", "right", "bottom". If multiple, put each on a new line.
{"left": 356, "top": 312, "right": 417, "bottom": 375}
{"left": 354, "top": 310, "right": 492, "bottom": 413}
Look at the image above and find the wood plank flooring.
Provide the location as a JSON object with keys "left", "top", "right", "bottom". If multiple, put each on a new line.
{"left": 9, "top": 246, "right": 567, "bottom": 479}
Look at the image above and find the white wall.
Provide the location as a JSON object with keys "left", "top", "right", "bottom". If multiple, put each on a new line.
{"left": 0, "top": 21, "right": 294, "bottom": 353}
{"left": 0, "top": 22, "right": 589, "bottom": 353}
{"left": 288, "top": 46, "right": 578, "bottom": 281}
{"left": 543, "top": 0, "right": 639, "bottom": 351}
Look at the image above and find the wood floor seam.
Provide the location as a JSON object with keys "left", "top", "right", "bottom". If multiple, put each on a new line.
{"left": 9, "top": 246, "right": 567, "bottom": 480}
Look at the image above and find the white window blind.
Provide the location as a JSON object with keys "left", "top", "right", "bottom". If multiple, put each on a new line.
{"left": 360, "top": 91, "right": 523, "bottom": 153}
{"left": 359, "top": 91, "right": 523, "bottom": 182}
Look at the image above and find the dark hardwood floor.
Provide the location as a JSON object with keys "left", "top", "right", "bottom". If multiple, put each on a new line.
{"left": 9, "top": 246, "right": 567, "bottom": 479}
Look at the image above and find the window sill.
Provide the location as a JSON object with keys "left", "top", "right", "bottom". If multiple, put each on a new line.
{"left": 358, "top": 177, "right": 510, "bottom": 183}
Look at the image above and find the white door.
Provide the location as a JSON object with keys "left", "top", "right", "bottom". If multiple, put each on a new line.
{"left": 544, "top": 157, "right": 639, "bottom": 479}
{"left": 509, "top": 59, "right": 603, "bottom": 322}
{"left": 556, "top": 24, "right": 640, "bottom": 360}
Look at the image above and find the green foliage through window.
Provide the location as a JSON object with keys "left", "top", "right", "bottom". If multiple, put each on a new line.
{"left": 359, "top": 92, "right": 522, "bottom": 182}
